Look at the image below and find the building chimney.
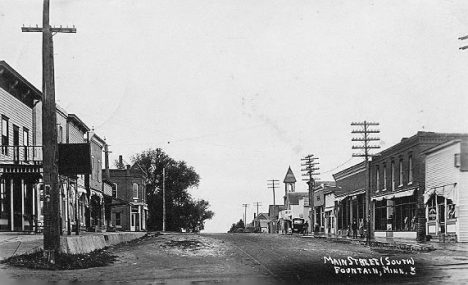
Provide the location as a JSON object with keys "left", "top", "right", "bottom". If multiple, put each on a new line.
{"left": 119, "top": 155, "right": 123, "bottom": 169}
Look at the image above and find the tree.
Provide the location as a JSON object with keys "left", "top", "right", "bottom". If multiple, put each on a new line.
{"left": 228, "top": 219, "right": 245, "bottom": 233}
{"left": 132, "top": 148, "right": 214, "bottom": 232}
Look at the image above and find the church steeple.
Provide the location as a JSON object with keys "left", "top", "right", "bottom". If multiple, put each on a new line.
{"left": 283, "top": 166, "right": 296, "bottom": 204}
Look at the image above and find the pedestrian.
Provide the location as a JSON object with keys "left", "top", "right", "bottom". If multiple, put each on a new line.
{"left": 359, "top": 219, "right": 364, "bottom": 238}
{"left": 303, "top": 221, "right": 309, "bottom": 235}
{"left": 352, "top": 219, "right": 357, "bottom": 239}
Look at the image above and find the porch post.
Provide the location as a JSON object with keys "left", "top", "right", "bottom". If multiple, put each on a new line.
{"left": 32, "top": 183, "right": 36, "bottom": 221}
{"left": 10, "top": 179, "right": 13, "bottom": 231}
{"left": 21, "top": 178, "right": 25, "bottom": 231}
{"left": 435, "top": 193, "right": 439, "bottom": 235}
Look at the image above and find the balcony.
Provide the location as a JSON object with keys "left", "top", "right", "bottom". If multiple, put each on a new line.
{"left": 0, "top": 145, "right": 43, "bottom": 165}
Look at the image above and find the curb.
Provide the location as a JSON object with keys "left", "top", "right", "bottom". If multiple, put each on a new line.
{"left": 302, "top": 235, "right": 435, "bottom": 252}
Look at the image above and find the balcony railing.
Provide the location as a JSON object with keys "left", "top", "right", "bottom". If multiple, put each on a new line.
{"left": 0, "top": 145, "right": 43, "bottom": 164}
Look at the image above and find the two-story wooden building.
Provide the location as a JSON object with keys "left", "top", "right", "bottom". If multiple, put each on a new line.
{"left": 0, "top": 61, "right": 42, "bottom": 232}
{"left": 424, "top": 139, "right": 468, "bottom": 242}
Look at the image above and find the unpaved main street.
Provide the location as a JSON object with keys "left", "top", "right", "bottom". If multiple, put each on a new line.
{"left": 1, "top": 233, "right": 468, "bottom": 284}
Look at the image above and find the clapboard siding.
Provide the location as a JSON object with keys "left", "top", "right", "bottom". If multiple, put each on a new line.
{"left": 0, "top": 87, "right": 33, "bottom": 163}
{"left": 426, "top": 143, "right": 459, "bottom": 190}
{"left": 459, "top": 174, "right": 468, "bottom": 242}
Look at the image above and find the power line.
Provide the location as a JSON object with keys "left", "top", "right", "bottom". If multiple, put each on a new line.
{"left": 320, "top": 157, "right": 355, "bottom": 174}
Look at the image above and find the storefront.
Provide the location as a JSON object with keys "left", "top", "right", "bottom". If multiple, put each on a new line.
{"left": 373, "top": 188, "right": 417, "bottom": 239}
{"left": 424, "top": 184, "right": 457, "bottom": 240}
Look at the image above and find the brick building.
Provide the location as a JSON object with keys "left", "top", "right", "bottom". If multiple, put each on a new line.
{"left": 370, "top": 131, "right": 468, "bottom": 240}
{"left": 333, "top": 161, "right": 367, "bottom": 237}
{"left": 105, "top": 159, "right": 147, "bottom": 232}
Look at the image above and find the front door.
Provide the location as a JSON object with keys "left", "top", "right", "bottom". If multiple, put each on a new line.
{"left": 130, "top": 213, "right": 136, "bottom": 231}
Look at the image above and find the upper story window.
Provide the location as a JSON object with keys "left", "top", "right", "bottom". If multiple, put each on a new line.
{"left": 132, "top": 183, "right": 138, "bottom": 200}
{"left": 383, "top": 164, "right": 387, "bottom": 191}
{"left": 391, "top": 161, "right": 395, "bottom": 191}
{"left": 399, "top": 159, "right": 404, "bottom": 187}
{"left": 23, "top": 128, "right": 29, "bottom": 146}
{"left": 57, "top": 125, "right": 63, "bottom": 143}
{"left": 1, "top": 116, "right": 9, "bottom": 155}
{"left": 408, "top": 155, "right": 413, "bottom": 184}
{"left": 23, "top": 128, "right": 29, "bottom": 161}
{"left": 112, "top": 183, "right": 117, "bottom": 198}
{"left": 376, "top": 166, "right": 380, "bottom": 192}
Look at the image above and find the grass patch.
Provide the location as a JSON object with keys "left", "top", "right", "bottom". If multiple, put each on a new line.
{"left": 1, "top": 248, "right": 118, "bottom": 270}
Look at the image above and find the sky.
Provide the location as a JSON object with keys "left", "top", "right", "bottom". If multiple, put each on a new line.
{"left": 1, "top": 0, "right": 468, "bottom": 233}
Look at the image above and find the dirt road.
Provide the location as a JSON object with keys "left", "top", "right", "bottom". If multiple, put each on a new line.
{"left": 1, "top": 233, "right": 467, "bottom": 284}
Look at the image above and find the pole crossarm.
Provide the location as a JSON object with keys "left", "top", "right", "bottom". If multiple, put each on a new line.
{"left": 22, "top": 26, "right": 77, "bottom": 33}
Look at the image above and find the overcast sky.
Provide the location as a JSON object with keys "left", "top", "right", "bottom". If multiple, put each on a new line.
{"left": 1, "top": 0, "right": 468, "bottom": 232}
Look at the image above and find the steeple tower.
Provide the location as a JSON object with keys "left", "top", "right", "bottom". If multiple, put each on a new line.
{"left": 283, "top": 166, "right": 297, "bottom": 204}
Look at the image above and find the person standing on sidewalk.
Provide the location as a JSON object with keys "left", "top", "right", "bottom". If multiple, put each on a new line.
{"left": 352, "top": 219, "right": 358, "bottom": 239}
{"left": 359, "top": 219, "right": 364, "bottom": 238}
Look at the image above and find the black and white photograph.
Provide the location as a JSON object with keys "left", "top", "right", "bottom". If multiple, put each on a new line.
{"left": 0, "top": 1, "right": 468, "bottom": 284}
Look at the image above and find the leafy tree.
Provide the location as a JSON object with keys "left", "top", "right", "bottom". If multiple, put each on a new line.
{"left": 228, "top": 219, "right": 245, "bottom": 232}
{"left": 132, "top": 148, "right": 214, "bottom": 231}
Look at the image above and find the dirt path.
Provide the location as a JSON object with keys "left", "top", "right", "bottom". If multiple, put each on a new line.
{"left": 0, "top": 233, "right": 272, "bottom": 284}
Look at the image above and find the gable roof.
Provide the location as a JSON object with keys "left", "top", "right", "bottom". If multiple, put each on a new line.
{"left": 283, "top": 166, "right": 297, "bottom": 183}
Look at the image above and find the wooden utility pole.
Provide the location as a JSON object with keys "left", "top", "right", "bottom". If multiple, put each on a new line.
{"left": 301, "top": 154, "right": 319, "bottom": 233}
{"left": 352, "top": 121, "right": 380, "bottom": 244}
{"left": 162, "top": 167, "right": 166, "bottom": 232}
{"left": 267, "top": 179, "right": 279, "bottom": 233}
{"left": 22, "top": 0, "right": 76, "bottom": 263}
{"left": 242, "top": 204, "right": 249, "bottom": 226}
{"left": 253, "top": 202, "right": 262, "bottom": 217}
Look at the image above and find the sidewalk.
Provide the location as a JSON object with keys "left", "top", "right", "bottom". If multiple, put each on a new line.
{"left": 0, "top": 231, "right": 146, "bottom": 260}
{"left": 301, "top": 232, "right": 468, "bottom": 252}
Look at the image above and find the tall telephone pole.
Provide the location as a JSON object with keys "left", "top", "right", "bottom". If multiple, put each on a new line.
{"left": 253, "top": 202, "right": 262, "bottom": 217}
{"left": 352, "top": 121, "right": 380, "bottom": 244}
{"left": 22, "top": 0, "right": 76, "bottom": 263}
{"left": 163, "top": 168, "right": 166, "bottom": 232}
{"left": 301, "top": 155, "right": 319, "bottom": 232}
{"left": 242, "top": 204, "right": 249, "bottom": 226}
{"left": 267, "top": 179, "right": 279, "bottom": 233}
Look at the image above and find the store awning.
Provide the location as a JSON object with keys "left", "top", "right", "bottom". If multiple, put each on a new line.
{"left": 372, "top": 188, "right": 416, "bottom": 201}
{"left": 424, "top": 184, "right": 456, "bottom": 204}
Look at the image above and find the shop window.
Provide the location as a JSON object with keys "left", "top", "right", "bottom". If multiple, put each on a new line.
{"left": 115, "top": 212, "right": 121, "bottom": 226}
{"left": 448, "top": 204, "right": 456, "bottom": 219}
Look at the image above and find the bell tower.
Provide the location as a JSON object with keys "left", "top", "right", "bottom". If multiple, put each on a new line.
{"left": 283, "top": 166, "right": 296, "bottom": 204}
